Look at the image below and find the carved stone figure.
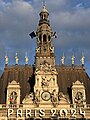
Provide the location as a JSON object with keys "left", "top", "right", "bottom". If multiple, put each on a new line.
{"left": 5, "top": 54, "right": 8, "bottom": 65}
{"left": 10, "top": 92, "right": 17, "bottom": 104}
{"left": 15, "top": 53, "right": 19, "bottom": 64}
{"left": 58, "top": 92, "right": 70, "bottom": 103}
{"left": 34, "top": 90, "right": 40, "bottom": 106}
{"left": 25, "top": 53, "right": 29, "bottom": 64}
{"left": 41, "top": 76, "right": 50, "bottom": 87}
{"left": 51, "top": 89, "right": 58, "bottom": 107}
{"left": 61, "top": 54, "right": 65, "bottom": 65}
{"left": 71, "top": 55, "right": 75, "bottom": 65}
{"left": 81, "top": 55, "right": 85, "bottom": 65}
{"left": 74, "top": 92, "right": 84, "bottom": 104}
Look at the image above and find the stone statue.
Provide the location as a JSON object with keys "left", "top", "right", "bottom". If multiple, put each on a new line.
{"left": 74, "top": 92, "right": 84, "bottom": 104}
{"left": 51, "top": 89, "right": 58, "bottom": 106}
{"left": 15, "top": 53, "right": 19, "bottom": 65}
{"left": 34, "top": 90, "right": 40, "bottom": 106}
{"left": 81, "top": 54, "right": 85, "bottom": 65}
{"left": 25, "top": 53, "right": 29, "bottom": 64}
{"left": 5, "top": 54, "right": 8, "bottom": 65}
{"left": 61, "top": 53, "right": 65, "bottom": 65}
{"left": 71, "top": 54, "right": 75, "bottom": 65}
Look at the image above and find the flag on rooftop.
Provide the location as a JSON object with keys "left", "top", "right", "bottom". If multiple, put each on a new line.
{"left": 29, "top": 31, "right": 36, "bottom": 39}
{"left": 53, "top": 32, "right": 57, "bottom": 38}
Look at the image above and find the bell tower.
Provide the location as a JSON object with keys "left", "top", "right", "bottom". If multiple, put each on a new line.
{"left": 35, "top": 4, "right": 55, "bottom": 68}
{"left": 34, "top": 4, "right": 59, "bottom": 107}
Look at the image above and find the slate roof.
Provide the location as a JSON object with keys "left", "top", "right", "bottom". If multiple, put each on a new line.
{"left": 0, "top": 64, "right": 90, "bottom": 104}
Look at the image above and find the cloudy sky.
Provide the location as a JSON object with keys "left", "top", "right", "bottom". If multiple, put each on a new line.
{"left": 0, "top": 0, "right": 90, "bottom": 75}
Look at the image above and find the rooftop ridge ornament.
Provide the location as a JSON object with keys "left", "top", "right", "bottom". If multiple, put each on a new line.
{"left": 61, "top": 53, "right": 65, "bottom": 65}
{"left": 25, "top": 52, "right": 29, "bottom": 65}
{"left": 5, "top": 53, "right": 8, "bottom": 65}
{"left": 71, "top": 54, "right": 75, "bottom": 65}
{"left": 15, "top": 52, "right": 19, "bottom": 65}
{"left": 80, "top": 53, "right": 85, "bottom": 66}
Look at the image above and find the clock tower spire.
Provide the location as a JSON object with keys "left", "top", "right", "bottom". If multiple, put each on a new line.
{"left": 35, "top": 3, "right": 55, "bottom": 68}
{"left": 34, "top": 4, "right": 59, "bottom": 106}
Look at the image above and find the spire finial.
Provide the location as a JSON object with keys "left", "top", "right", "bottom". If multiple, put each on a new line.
{"left": 43, "top": 0, "right": 46, "bottom": 7}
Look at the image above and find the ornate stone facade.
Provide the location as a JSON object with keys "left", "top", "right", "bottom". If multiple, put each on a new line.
{"left": 0, "top": 4, "right": 90, "bottom": 120}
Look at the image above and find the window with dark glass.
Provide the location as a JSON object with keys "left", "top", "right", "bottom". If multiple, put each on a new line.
{"left": 43, "top": 34, "right": 47, "bottom": 43}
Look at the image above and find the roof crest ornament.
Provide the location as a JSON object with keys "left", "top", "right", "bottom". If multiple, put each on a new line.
{"left": 80, "top": 52, "right": 85, "bottom": 66}
{"left": 15, "top": 52, "right": 19, "bottom": 65}
{"left": 71, "top": 54, "right": 75, "bottom": 65}
{"left": 61, "top": 53, "right": 65, "bottom": 65}
{"left": 25, "top": 52, "right": 29, "bottom": 65}
{"left": 5, "top": 52, "right": 8, "bottom": 65}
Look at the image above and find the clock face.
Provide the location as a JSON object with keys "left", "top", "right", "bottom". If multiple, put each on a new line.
{"left": 41, "top": 91, "right": 51, "bottom": 101}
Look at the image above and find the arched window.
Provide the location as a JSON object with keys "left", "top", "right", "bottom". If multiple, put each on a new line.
{"left": 44, "top": 14, "right": 46, "bottom": 20}
{"left": 48, "top": 35, "right": 51, "bottom": 41}
{"left": 39, "top": 34, "right": 42, "bottom": 43}
{"left": 10, "top": 91, "right": 17, "bottom": 104}
{"left": 43, "top": 34, "right": 47, "bottom": 43}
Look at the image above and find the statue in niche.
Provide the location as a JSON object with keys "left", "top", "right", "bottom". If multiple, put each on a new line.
{"left": 10, "top": 91, "right": 17, "bottom": 104}
{"left": 34, "top": 90, "right": 40, "bottom": 106}
{"left": 51, "top": 89, "right": 58, "bottom": 107}
{"left": 74, "top": 92, "right": 85, "bottom": 105}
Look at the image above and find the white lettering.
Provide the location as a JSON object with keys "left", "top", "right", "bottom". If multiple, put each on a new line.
{"left": 26, "top": 109, "right": 31, "bottom": 118}
{"left": 60, "top": 109, "right": 67, "bottom": 117}
{"left": 7, "top": 108, "right": 86, "bottom": 118}
{"left": 39, "top": 109, "right": 45, "bottom": 117}
{"left": 70, "top": 108, "right": 76, "bottom": 117}
{"left": 80, "top": 108, "right": 85, "bottom": 117}
{"left": 51, "top": 108, "right": 56, "bottom": 117}
{"left": 34, "top": 109, "right": 37, "bottom": 117}
{"left": 8, "top": 109, "right": 14, "bottom": 117}
{"left": 17, "top": 109, "right": 22, "bottom": 117}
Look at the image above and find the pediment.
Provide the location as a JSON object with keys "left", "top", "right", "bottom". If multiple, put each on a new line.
{"left": 73, "top": 80, "right": 83, "bottom": 85}
{"left": 10, "top": 80, "right": 18, "bottom": 85}
{"left": 7, "top": 80, "right": 20, "bottom": 88}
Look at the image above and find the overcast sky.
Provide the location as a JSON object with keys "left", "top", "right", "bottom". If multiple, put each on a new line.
{"left": 0, "top": 0, "right": 90, "bottom": 76}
